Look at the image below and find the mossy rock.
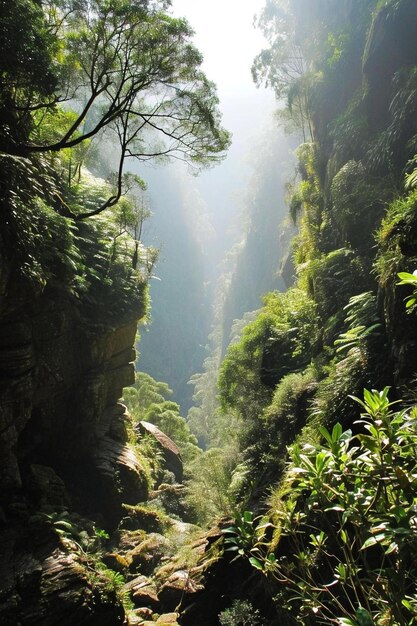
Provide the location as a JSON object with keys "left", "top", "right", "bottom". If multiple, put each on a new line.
{"left": 120, "top": 504, "right": 168, "bottom": 533}
{"left": 127, "top": 533, "right": 169, "bottom": 576}
{"left": 156, "top": 614, "right": 180, "bottom": 624}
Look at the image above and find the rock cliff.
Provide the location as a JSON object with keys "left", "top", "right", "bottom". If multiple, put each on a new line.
{"left": 0, "top": 226, "right": 150, "bottom": 622}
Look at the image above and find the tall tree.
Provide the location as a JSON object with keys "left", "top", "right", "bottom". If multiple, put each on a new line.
{"left": 1, "top": 0, "right": 230, "bottom": 217}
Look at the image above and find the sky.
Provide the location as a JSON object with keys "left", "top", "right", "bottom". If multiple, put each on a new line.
{"left": 138, "top": 0, "right": 283, "bottom": 406}
{"left": 167, "top": 0, "right": 276, "bottom": 260}
{"left": 141, "top": 0, "right": 279, "bottom": 276}
{"left": 172, "top": 0, "right": 272, "bottom": 99}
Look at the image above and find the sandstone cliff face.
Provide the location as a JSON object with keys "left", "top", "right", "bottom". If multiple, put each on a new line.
{"left": 0, "top": 246, "right": 149, "bottom": 622}
{"left": 138, "top": 421, "right": 183, "bottom": 483}
{"left": 0, "top": 283, "right": 147, "bottom": 506}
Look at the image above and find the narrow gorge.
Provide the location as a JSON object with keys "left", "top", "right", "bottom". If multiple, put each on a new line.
{"left": 2, "top": 1, "right": 417, "bottom": 626}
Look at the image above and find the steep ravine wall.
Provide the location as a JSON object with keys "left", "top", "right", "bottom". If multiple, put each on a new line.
{"left": 0, "top": 258, "right": 149, "bottom": 622}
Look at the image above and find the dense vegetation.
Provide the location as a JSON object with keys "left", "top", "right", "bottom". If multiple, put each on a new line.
{"left": 180, "top": 0, "right": 417, "bottom": 623}
{"left": 0, "top": 0, "right": 229, "bottom": 308}
{"left": 3, "top": 0, "right": 417, "bottom": 625}
{"left": 0, "top": 2, "right": 230, "bottom": 624}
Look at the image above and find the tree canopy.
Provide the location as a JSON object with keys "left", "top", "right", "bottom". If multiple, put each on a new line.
{"left": 0, "top": 0, "right": 230, "bottom": 218}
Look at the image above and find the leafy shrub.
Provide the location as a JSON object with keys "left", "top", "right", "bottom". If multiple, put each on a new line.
{"left": 397, "top": 269, "right": 417, "bottom": 312}
{"left": 219, "top": 288, "right": 318, "bottom": 421}
{"left": 124, "top": 372, "right": 201, "bottom": 466}
{"left": 184, "top": 446, "right": 239, "bottom": 524}
{"left": 329, "top": 89, "right": 369, "bottom": 167}
{"left": 241, "top": 388, "right": 417, "bottom": 626}
{"left": 264, "top": 369, "right": 317, "bottom": 447}
{"left": 219, "top": 599, "right": 262, "bottom": 626}
{"left": 375, "top": 188, "right": 417, "bottom": 287}
{"left": 303, "top": 248, "right": 370, "bottom": 322}
{"left": 330, "top": 160, "right": 388, "bottom": 251}
{"left": 313, "top": 291, "right": 386, "bottom": 428}
{"left": 0, "top": 154, "right": 77, "bottom": 291}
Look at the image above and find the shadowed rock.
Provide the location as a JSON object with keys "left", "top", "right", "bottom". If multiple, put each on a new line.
{"left": 137, "top": 421, "right": 183, "bottom": 482}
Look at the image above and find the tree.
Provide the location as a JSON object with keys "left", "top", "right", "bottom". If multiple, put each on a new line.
{"left": 252, "top": 0, "right": 313, "bottom": 141}
{"left": 1, "top": 0, "right": 230, "bottom": 218}
{"left": 0, "top": 0, "right": 58, "bottom": 148}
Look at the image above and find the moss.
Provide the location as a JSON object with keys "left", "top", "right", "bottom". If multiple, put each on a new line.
{"left": 120, "top": 503, "right": 171, "bottom": 534}
{"left": 375, "top": 189, "right": 417, "bottom": 286}
{"left": 264, "top": 369, "right": 317, "bottom": 444}
{"left": 302, "top": 248, "right": 371, "bottom": 321}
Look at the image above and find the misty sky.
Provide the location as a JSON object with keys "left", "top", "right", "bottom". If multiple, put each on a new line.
{"left": 168, "top": 0, "right": 276, "bottom": 255}
{"left": 138, "top": 0, "right": 283, "bottom": 406}
{"left": 172, "top": 0, "right": 271, "bottom": 99}
{"left": 141, "top": 0, "right": 279, "bottom": 274}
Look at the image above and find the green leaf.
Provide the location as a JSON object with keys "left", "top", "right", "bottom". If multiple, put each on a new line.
{"left": 249, "top": 556, "right": 264, "bottom": 570}
{"left": 361, "top": 533, "right": 386, "bottom": 550}
{"left": 338, "top": 618, "right": 357, "bottom": 626}
{"left": 319, "top": 425, "right": 333, "bottom": 446}
{"left": 384, "top": 542, "right": 398, "bottom": 555}
{"left": 221, "top": 526, "right": 238, "bottom": 534}
{"left": 355, "top": 607, "right": 374, "bottom": 626}
{"left": 356, "top": 434, "right": 379, "bottom": 454}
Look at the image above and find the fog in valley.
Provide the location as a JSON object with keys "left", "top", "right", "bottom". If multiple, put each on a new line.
{"left": 137, "top": 0, "right": 294, "bottom": 411}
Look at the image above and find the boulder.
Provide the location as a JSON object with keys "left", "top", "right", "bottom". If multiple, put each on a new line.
{"left": 0, "top": 523, "right": 125, "bottom": 626}
{"left": 102, "top": 552, "right": 130, "bottom": 572}
{"left": 138, "top": 421, "right": 183, "bottom": 482}
{"left": 127, "top": 533, "right": 169, "bottom": 576}
{"left": 156, "top": 613, "right": 180, "bottom": 624}
{"left": 158, "top": 570, "right": 203, "bottom": 610}
{"left": 127, "top": 607, "right": 154, "bottom": 624}
{"left": 91, "top": 437, "right": 149, "bottom": 526}
{"left": 120, "top": 505, "right": 165, "bottom": 533}
{"left": 123, "top": 575, "right": 159, "bottom": 608}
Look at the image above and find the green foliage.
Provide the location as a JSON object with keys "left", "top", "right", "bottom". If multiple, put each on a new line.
{"left": 252, "top": 1, "right": 301, "bottom": 100}
{"left": 216, "top": 288, "right": 319, "bottom": 507}
{"left": 0, "top": 0, "right": 230, "bottom": 222}
{"left": 219, "top": 288, "right": 318, "bottom": 421}
{"left": 264, "top": 368, "right": 317, "bottom": 448}
{"left": 0, "top": 153, "right": 151, "bottom": 329}
{"left": 253, "top": 0, "right": 375, "bottom": 142}
{"left": 222, "top": 510, "right": 261, "bottom": 563}
{"left": 330, "top": 161, "right": 389, "bottom": 251}
{"left": 120, "top": 502, "right": 171, "bottom": 533}
{"left": 219, "top": 599, "right": 262, "bottom": 626}
{"left": 0, "top": 0, "right": 57, "bottom": 143}
{"left": 184, "top": 446, "right": 239, "bottom": 525}
{"left": 313, "top": 291, "right": 385, "bottom": 428}
{"left": 291, "top": 142, "right": 323, "bottom": 260}
{"left": 144, "top": 401, "right": 201, "bottom": 464}
{"left": 124, "top": 372, "right": 201, "bottom": 465}
{"left": 218, "top": 313, "right": 273, "bottom": 419}
{"left": 123, "top": 371, "right": 172, "bottom": 418}
{"left": 0, "top": 0, "right": 230, "bottom": 329}
{"left": 373, "top": 67, "right": 417, "bottom": 172}
{"left": 29, "top": 509, "right": 112, "bottom": 558}
{"left": 376, "top": 188, "right": 417, "bottom": 276}
{"left": 397, "top": 270, "right": 417, "bottom": 312}
{"left": 222, "top": 511, "right": 253, "bottom": 561}
{"left": 334, "top": 292, "right": 381, "bottom": 354}
{"left": 243, "top": 388, "right": 417, "bottom": 625}
{"left": 303, "top": 248, "right": 370, "bottom": 323}
{"left": 263, "top": 288, "right": 319, "bottom": 361}
{"left": 72, "top": 211, "right": 150, "bottom": 323}
{"left": 329, "top": 90, "right": 369, "bottom": 167}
